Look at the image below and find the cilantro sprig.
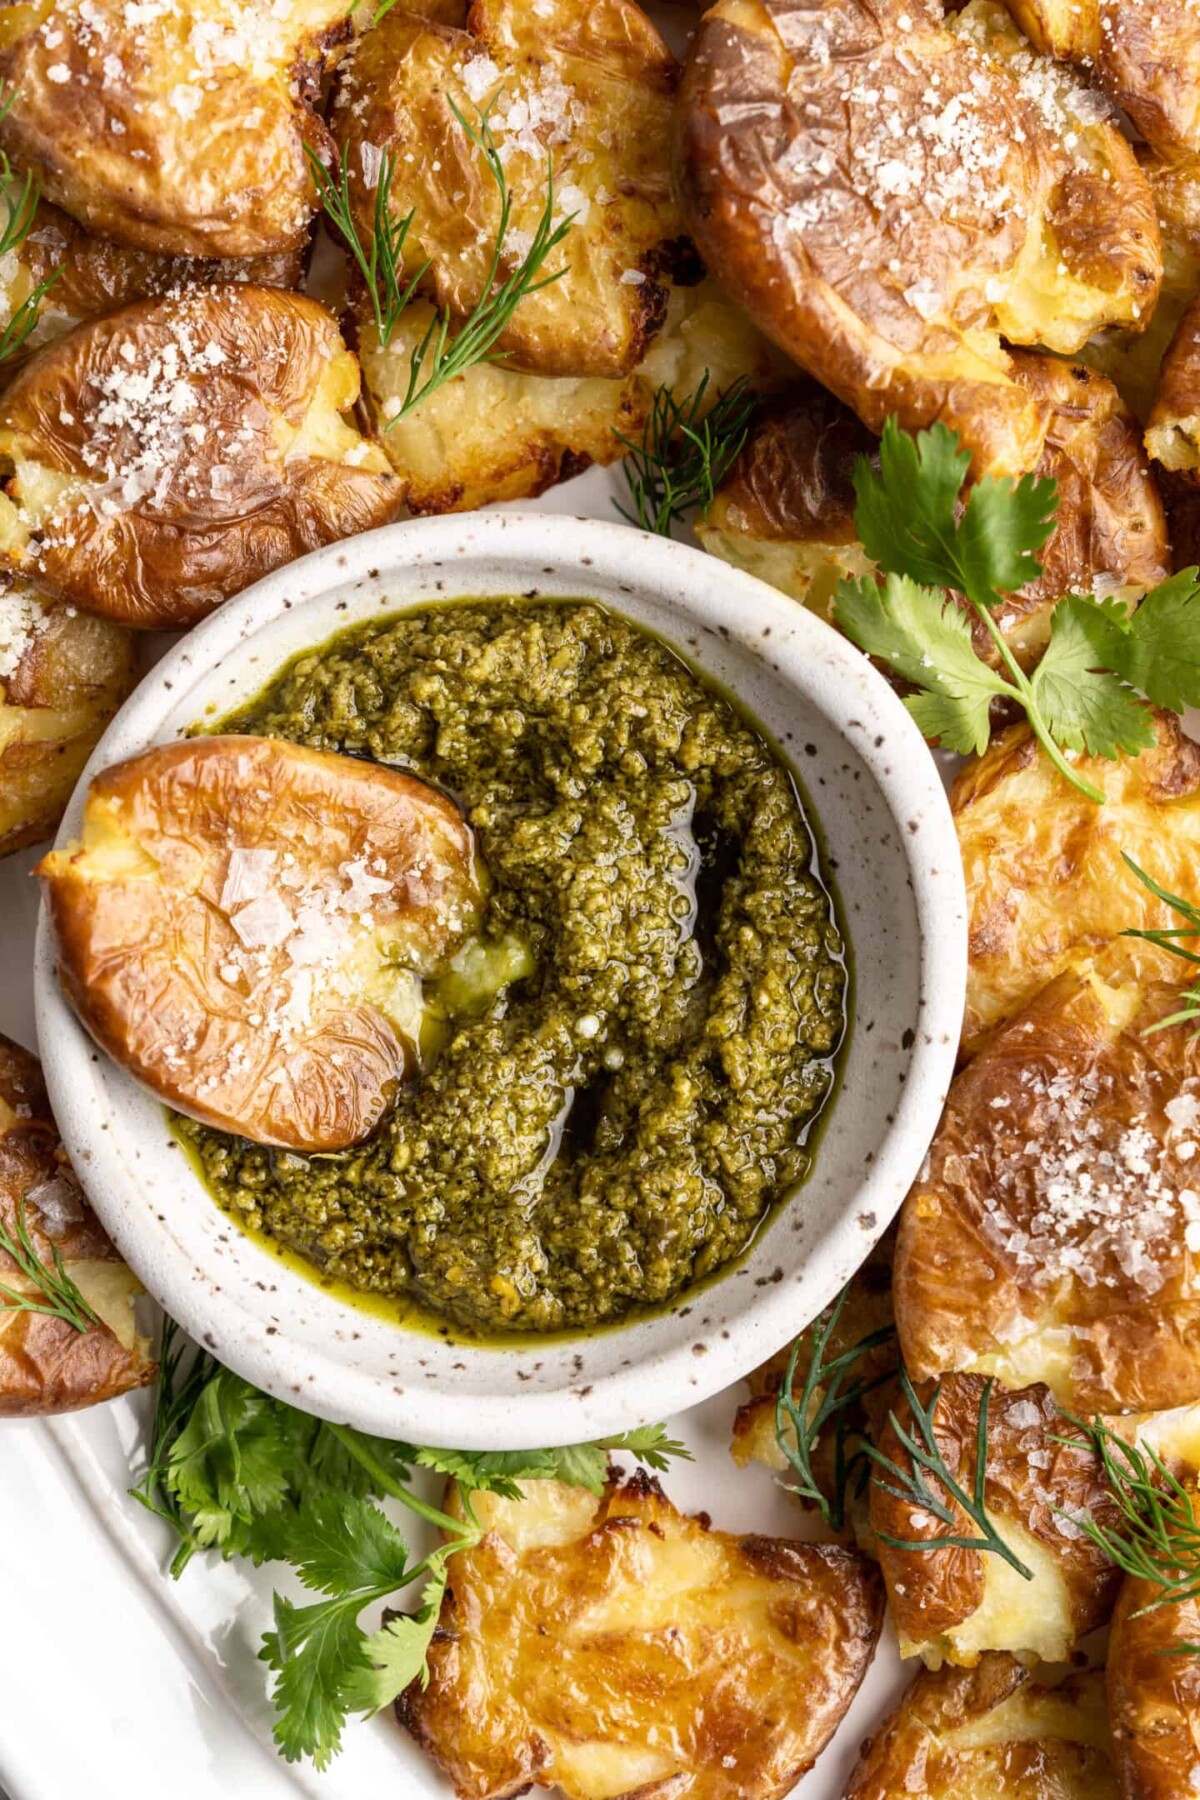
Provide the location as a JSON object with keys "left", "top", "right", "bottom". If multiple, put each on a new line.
{"left": 832, "top": 419, "right": 1200, "bottom": 803}
{"left": 131, "top": 1322, "right": 690, "bottom": 1768}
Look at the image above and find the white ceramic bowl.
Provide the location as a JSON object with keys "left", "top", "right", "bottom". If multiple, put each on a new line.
{"left": 35, "top": 512, "right": 966, "bottom": 1448}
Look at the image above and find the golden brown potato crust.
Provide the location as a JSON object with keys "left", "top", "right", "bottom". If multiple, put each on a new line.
{"left": 39, "top": 737, "right": 483, "bottom": 1151}
{"left": 1109, "top": 1574, "right": 1200, "bottom": 1800}
{"left": 0, "top": 580, "right": 134, "bottom": 856}
{"left": 0, "top": 1032, "right": 154, "bottom": 1416}
{"left": 895, "top": 946, "right": 1200, "bottom": 1414}
{"left": 0, "top": 285, "right": 401, "bottom": 628}
{"left": 1148, "top": 289, "right": 1200, "bottom": 475}
{"left": 954, "top": 714, "right": 1200, "bottom": 1054}
{"left": 676, "top": 0, "right": 1160, "bottom": 477}
{"left": 333, "top": 0, "right": 685, "bottom": 382}
{"left": 846, "top": 1656, "right": 1119, "bottom": 1799}
{"left": 398, "top": 1470, "right": 884, "bottom": 1800}
{"left": 0, "top": 0, "right": 351, "bottom": 258}
{"left": 870, "top": 1374, "right": 1119, "bottom": 1662}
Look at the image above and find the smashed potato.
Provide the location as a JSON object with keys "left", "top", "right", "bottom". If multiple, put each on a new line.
{"left": 954, "top": 713, "right": 1200, "bottom": 1054}
{"left": 332, "top": 0, "right": 685, "bottom": 382}
{"left": 895, "top": 943, "right": 1200, "bottom": 1414}
{"left": 1109, "top": 1564, "right": 1200, "bottom": 1800}
{"left": 846, "top": 1657, "right": 1118, "bottom": 1799}
{"left": 870, "top": 1374, "right": 1120, "bottom": 1664}
{"left": 0, "top": 1032, "right": 154, "bottom": 1416}
{"left": 397, "top": 1470, "right": 884, "bottom": 1800}
{"left": 1004, "top": 0, "right": 1200, "bottom": 163}
{"left": 39, "top": 737, "right": 484, "bottom": 1151}
{"left": 1148, "top": 290, "right": 1200, "bottom": 475}
{"left": 0, "top": 286, "right": 401, "bottom": 629}
{"left": 0, "top": 197, "right": 303, "bottom": 360}
{"left": 678, "top": 0, "right": 1160, "bottom": 477}
{"left": 0, "top": 0, "right": 352, "bottom": 258}
{"left": 357, "top": 280, "right": 783, "bottom": 513}
{"left": 0, "top": 580, "right": 134, "bottom": 856}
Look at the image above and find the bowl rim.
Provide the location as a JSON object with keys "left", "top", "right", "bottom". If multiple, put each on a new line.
{"left": 34, "top": 511, "right": 966, "bottom": 1447}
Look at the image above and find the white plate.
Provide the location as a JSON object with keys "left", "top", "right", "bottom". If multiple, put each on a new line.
{"left": 0, "top": 466, "right": 917, "bottom": 1799}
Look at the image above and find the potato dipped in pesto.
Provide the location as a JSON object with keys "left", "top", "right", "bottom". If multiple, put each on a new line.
{"left": 167, "top": 602, "right": 845, "bottom": 1336}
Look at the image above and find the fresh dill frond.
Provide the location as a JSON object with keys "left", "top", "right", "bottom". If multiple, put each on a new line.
{"left": 865, "top": 1370, "right": 1034, "bottom": 1579}
{"left": 1055, "top": 1417, "right": 1200, "bottom": 1612}
{"left": 615, "top": 372, "right": 756, "bottom": 538}
{"left": 386, "top": 98, "right": 574, "bottom": 424}
{"left": 0, "top": 89, "right": 61, "bottom": 365}
{"left": 304, "top": 142, "right": 427, "bottom": 349}
{"left": 1122, "top": 853, "right": 1200, "bottom": 1034}
{"left": 774, "top": 1281, "right": 897, "bottom": 1532}
{"left": 0, "top": 1196, "right": 100, "bottom": 1334}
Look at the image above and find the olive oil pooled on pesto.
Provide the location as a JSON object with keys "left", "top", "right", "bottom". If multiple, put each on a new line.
{"left": 179, "top": 601, "right": 847, "bottom": 1336}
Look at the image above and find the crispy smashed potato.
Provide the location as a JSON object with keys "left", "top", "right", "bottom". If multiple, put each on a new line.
{"left": 678, "top": 0, "right": 1161, "bottom": 478}
{"left": 1109, "top": 1563, "right": 1200, "bottom": 1800}
{"left": 0, "top": 1033, "right": 154, "bottom": 1416}
{"left": 357, "top": 280, "right": 782, "bottom": 512}
{"left": 0, "top": 0, "right": 352, "bottom": 258}
{"left": 1148, "top": 290, "right": 1200, "bottom": 475}
{"left": 700, "top": 357, "right": 1167, "bottom": 662}
{"left": 0, "top": 580, "right": 134, "bottom": 856}
{"left": 1004, "top": 0, "right": 1200, "bottom": 163}
{"left": 0, "top": 285, "right": 401, "bottom": 628}
{"left": 846, "top": 1656, "right": 1118, "bottom": 1799}
{"left": 0, "top": 198, "right": 303, "bottom": 360}
{"left": 870, "top": 1374, "right": 1119, "bottom": 1663}
{"left": 332, "top": 0, "right": 685, "bottom": 382}
{"left": 397, "top": 1470, "right": 884, "bottom": 1800}
{"left": 896, "top": 943, "right": 1200, "bottom": 1414}
{"left": 39, "top": 737, "right": 484, "bottom": 1151}
{"left": 954, "top": 713, "right": 1200, "bottom": 1053}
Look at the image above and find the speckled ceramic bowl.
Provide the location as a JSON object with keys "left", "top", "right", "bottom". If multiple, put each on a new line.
{"left": 34, "top": 512, "right": 965, "bottom": 1448}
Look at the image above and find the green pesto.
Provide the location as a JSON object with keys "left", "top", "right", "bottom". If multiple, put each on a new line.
{"left": 178, "top": 601, "right": 847, "bottom": 1337}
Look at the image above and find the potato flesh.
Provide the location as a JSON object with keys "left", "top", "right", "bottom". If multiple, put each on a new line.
{"left": 39, "top": 736, "right": 486, "bottom": 1151}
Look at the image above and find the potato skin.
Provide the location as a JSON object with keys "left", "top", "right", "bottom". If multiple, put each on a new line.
{"left": 846, "top": 1656, "right": 1119, "bottom": 1799}
{"left": 870, "top": 1374, "right": 1120, "bottom": 1661}
{"left": 333, "top": 0, "right": 685, "bottom": 382}
{"left": 39, "top": 737, "right": 482, "bottom": 1151}
{"left": 954, "top": 713, "right": 1200, "bottom": 1055}
{"left": 0, "top": 1033, "right": 154, "bottom": 1417}
{"left": 1109, "top": 1575, "right": 1200, "bottom": 1800}
{"left": 0, "top": 286, "right": 402, "bottom": 628}
{"left": 1147, "top": 289, "right": 1200, "bottom": 475}
{"left": 676, "top": 0, "right": 1160, "bottom": 477}
{"left": 0, "top": 0, "right": 350, "bottom": 258}
{"left": 398, "top": 1470, "right": 884, "bottom": 1800}
{"left": 0, "top": 582, "right": 134, "bottom": 856}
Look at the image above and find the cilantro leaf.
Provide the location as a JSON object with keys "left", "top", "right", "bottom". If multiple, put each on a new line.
{"left": 347, "top": 1566, "right": 449, "bottom": 1714}
{"left": 164, "top": 1371, "right": 293, "bottom": 1547}
{"left": 593, "top": 1423, "right": 693, "bottom": 1475}
{"left": 1058, "top": 572, "right": 1200, "bottom": 715}
{"left": 1030, "top": 596, "right": 1156, "bottom": 759}
{"left": 853, "top": 417, "right": 1056, "bottom": 603}
{"left": 834, "top": 572, "right": 1008, "bottom": 754}
{"left": 275, "top": 1492, "right": 412, "bottom": 1597}
{"left": 261, "top": 1594, "right": 373, "bottom": 1770}
{"left": 414, "top": 1445, "right": 563, "bottom": 1498}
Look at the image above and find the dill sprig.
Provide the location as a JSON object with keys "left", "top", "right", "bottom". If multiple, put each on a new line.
{"left": 305, "top": 142, "right": 427, "bottom": 350}
{"left": 1122, "top": 853, "right": 1200, "bottom": 1033}
{"left": 0, "top": 1195, "right": 101, "bottom": 1333}
{"left": 1056, "top": 1417, "right": 1200, "bottom": 1612}
{"left": 865, "top": 1371, "right": 1034, "bottom": 1579}
{"left": 774, "top": 1280, "right": 897, "bottom": 1532}
{"left": 0, "top": 87, "right": 62, "bottom": 365}
{"left": 615, "top": 373, "right": 756, "bottom": 538}
{"left": 307, "top": 99, "right": 573, "bottom": 420}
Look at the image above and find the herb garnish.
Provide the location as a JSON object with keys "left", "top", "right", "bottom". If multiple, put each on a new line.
{"left": 774, "top": 1279, "right": 897, "bottom": 1532}
{"left": 131, "top": 1324, "right": 690, "bottom": 1768}
{"left": 0, "top": 1195, "right": 100, "bottom": 1333}
{"left": 308, "top": 98, "right": 573, "bottom": 422}
{"left": 832, "top": 418, "right": 1200, "bottom": 803}
{"left": 0, "top": 88, "right": 62, "bottom": 365}
{"left": 616, "top": 372, "right": 756, "bottom": 538}
{"left": 1057, "top": 1417, "right": 1200, "bottom": 1612}
{"left": 865, "top": 1370, "right": 1034, "bottom": 1579}
{"left": 1122, "top": 854, "right": 1200, "bottom": 1035}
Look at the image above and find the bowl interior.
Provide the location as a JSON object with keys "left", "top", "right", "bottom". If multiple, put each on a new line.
{"left": 35, "top": 514, "right": 964, "bottom": 1448}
